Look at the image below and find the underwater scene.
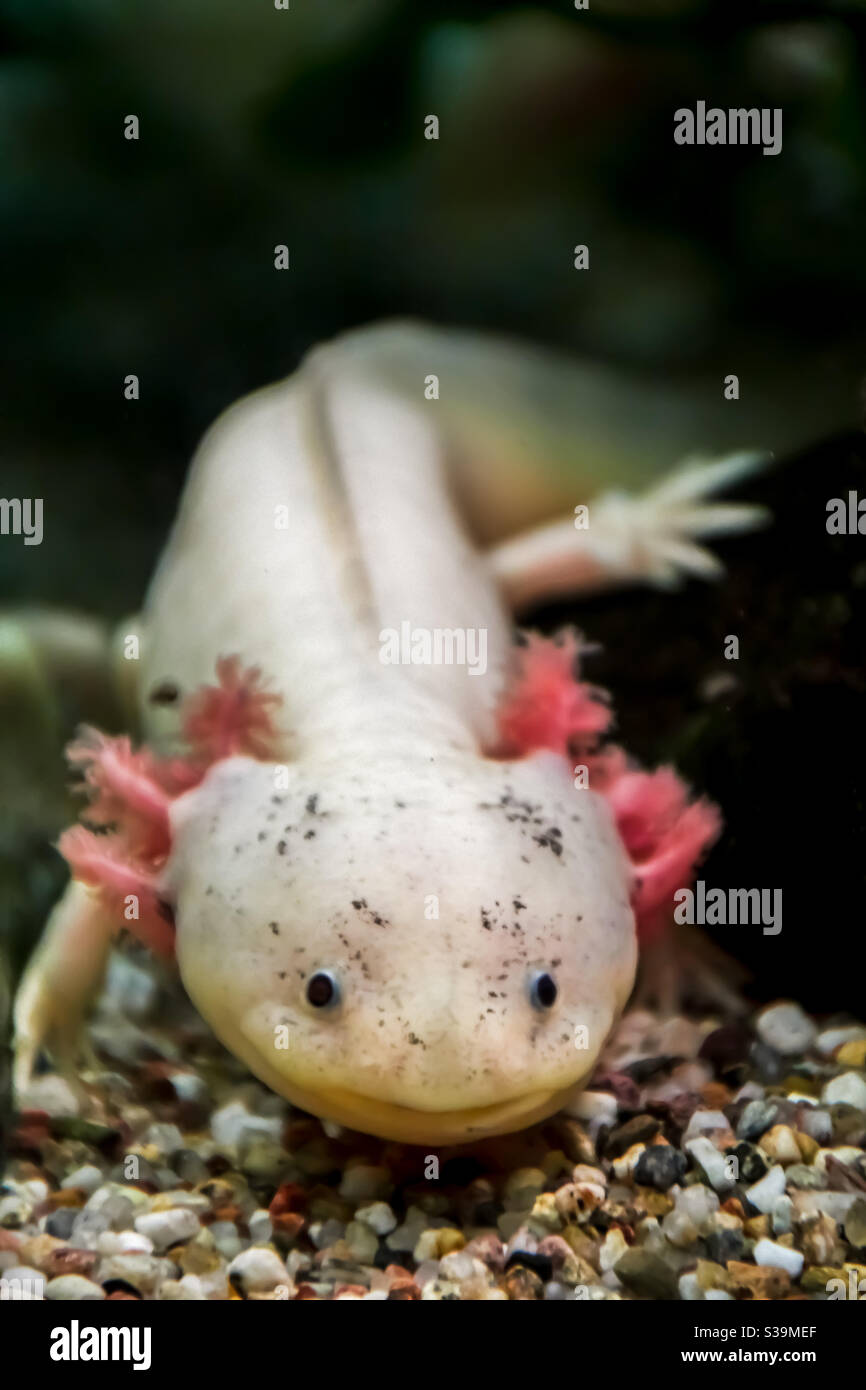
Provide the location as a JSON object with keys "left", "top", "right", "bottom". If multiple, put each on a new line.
{"left": 2, "top": 0, "right": 866, "bottom": 1359}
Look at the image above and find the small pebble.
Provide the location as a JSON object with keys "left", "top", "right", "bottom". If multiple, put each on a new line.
{"left": 134, "top": 1208, "right": 200, "bottom": 1251}
{"left": 44, "top": 1274, "right": 106, "bottom": 1300}
{"left": 746, "top": 1164, "right": 787, "bottom": 1213}
{"left": 753, "top": 1238, "right": 804, "bottom": 1278}
{"left": 756, "top": 1002, "right": 817, "bottom": 1056}
{"left": 227, "top": 1247, "right": 288, "bottom": 1295}
{"left": 821, "top": 1073, "right": 866, "bottom": 1111}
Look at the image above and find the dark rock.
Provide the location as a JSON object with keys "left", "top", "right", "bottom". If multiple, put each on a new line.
{"left": 736, "top": 1100, "right": 780, "bottom": 1142}
{"left": 634, "top": 1145, "right": 688, "bottom": 1192}
{"left": 622, "top": 1056, "right": 681, "bottom": 1083}
{"left": 45, "top": 1208, "right": 77, "bottom": 1240}
{"left": 614, "top": 1248, "right": 678, "bottom": 1300}
{"left": 731, "top": 1141, "right": 769, "bottom": 1183}
{"left": 505, "top": 1249, "right": 554, "bottom": 1281}
{"left": 604, "top": 1114, "right": 661, "bottom": 1158}
{"left": 748, "top": 1042, "right": 788, "bottom": 1084}
{"left": 699, "top": 1025, "right": 752, "bottom": 1069}
{"left": 705, "top": 1228, "right": 748, "bottom": 1264}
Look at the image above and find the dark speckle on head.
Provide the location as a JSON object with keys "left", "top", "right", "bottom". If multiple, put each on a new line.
{"left": 277, "top": 840, "right": 287, "bottom": 855}
{"left": 269, "top": 922, "right": 280, "bottom": 935}
{"left": 149, "top": 680, "right": 180, "bottom": 705}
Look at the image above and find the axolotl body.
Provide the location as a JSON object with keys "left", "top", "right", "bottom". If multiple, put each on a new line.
{"left": 13, "top": 324, "right": 764, "bottom": 1144}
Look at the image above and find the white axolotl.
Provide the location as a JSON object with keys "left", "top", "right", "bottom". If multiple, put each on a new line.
{"left": 13, "top": 323, "right": 766, "bottom": 1145}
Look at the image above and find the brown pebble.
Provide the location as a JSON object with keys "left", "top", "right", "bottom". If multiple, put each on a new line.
{"left": 701, "top": 1082, "right": 733, "bottom": 1109}
{"left": 269, "top": 1183, "right": 307, "bottom": 1217}
{"left": 271, "top": 1212, "right": 305, "bottom": 1240}
{"left": 604, "top": 1114, "right": 661, "bottom": 1158}
{"left": 46, "top": 1248, "right": 100, "bottom": 1279}
{"left": 727, "top": 1260, "right": 792, "bottom": 1300}
{"left": 501, "top": 1265, "right": 544, "bottom": 1300}
{"left": 388, "top": 1279, "right": 421, "bottom": 1300}
{"left": 554, "top": 1119, "right": 597, "bottom": 1166}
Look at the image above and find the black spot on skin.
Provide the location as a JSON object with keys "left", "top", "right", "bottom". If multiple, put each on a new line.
{"left": 513, "top": 898, "right": 526, "bottom": 912}
{"left": 149, "top": 680, "right": 180, "bottom": 705}
{"left": 304, "top": 829, "right": 315, "bottom": 839}
{"left": 408, "top": 1032, "right": 424, "bottom": 1046}
{"left": 257, "top": 831, "right": 267, "bottom": 842}
{"left": 480, "top": 908, "right": 493, "bottom": 931}
{"left": 156, "top": 899, "right": 175, "bottom": 926}
{"left": 270, "top": 922, "right": 280, "bottom": 935}
{"left": 271, "top": 796, "right": 284, "bottom": 805}
{"left": 394, "top": 799, "right": 406, "bottom": 808}
{"left": 277, "top": 840, "right": 287, "bottom": 855}
{"left": 306, "top": 794, "right": 319, "bottom": 815}
{"left": 351, "top": 899, "right": 367, "bottom": 911}
{"left": 278, "top": 971, "right": 286, "bottom": 980}
{"left": 533, "top": 832, "right": 563, "bottom": 858}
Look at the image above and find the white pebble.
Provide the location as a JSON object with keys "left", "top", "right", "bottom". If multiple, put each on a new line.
{"left": 211, "top": 1100, "right": 282, "bottom": 1150}
{"left": 799, "top": 1108, "right": 833, "bottom": 1144}
{"left": 678, "top": 1272, "right": 703, "bottom": 1301}
{"left": 599, "top": 1228, "right": 629, "bottom": 1271}
{"left": 772, "top": 1195, "right": 794, "bottom": 1235}
{"left": 567, "top": 1091, "right": 618, "bottom": 1128}
{"left": 227, "top": 1246, "right": 287, "bottom": 1293}
{"left": 248, "top": 1209, "right": 273, "bottom": 1244}
{"left": 756, "top": 1002, "right": 817, "bottom": 1055}
{"left": 821, "top": 1073, "right": 866, "bottom": 1111}
{"left": 61, "top": 1165, "right": 104, "bottom": 1195}
{"left": 683, "top": 1111, "right": 730, "bottom": 1141}
{"left": 96, "top": 1230, "right": 154, "bottom": 1256}
{"left": 209, "top": 1222, "right": 243, "bottom": 1259}
{"left": 685, "top": 1138, "right": 734, "bottom": 1193}
{"left": 17, "top": 1074, "right": 80, "bottom": 1116}
{"left": 134, "top": 1207, "right": 200, "bottom": 1250}
{"left": 746, "top": 1164, "right": 787, "bottom": 1213}
{"left": 45, "top": 1275, "right": 105, "bottom": 1301}
{"left": 355, "top": 1201, "right": 397, "bottom": 1236}
{"left": 816, "top": 1025, "right": 866, "bottom": 1057}
{"left": 753, "top": 1238, "right": 804, "bottom": 1278}
{"left": 675, "top": 1184, "right": 720, "bottom": 1227}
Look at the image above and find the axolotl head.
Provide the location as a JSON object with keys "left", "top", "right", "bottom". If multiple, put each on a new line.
{"left": 165, "top": 746, "right": 638, "bottom": 1145}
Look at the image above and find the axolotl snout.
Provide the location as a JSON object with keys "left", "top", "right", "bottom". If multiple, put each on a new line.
{"left": 14, "top": 324, "right": 765, "bottom": 1144}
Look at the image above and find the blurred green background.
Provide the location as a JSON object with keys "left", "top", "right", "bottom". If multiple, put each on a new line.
{"left": 3, "top": 0, "right": 866, "bottom": 611}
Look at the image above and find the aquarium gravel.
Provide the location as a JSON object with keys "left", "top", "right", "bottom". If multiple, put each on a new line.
{"left": 3, "top": 980, "right": 865, "bottom": 1302}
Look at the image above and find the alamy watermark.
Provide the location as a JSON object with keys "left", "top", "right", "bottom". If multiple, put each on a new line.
{"left": 674, "top": 102, "right": 782, "bottom": 157}
{"left": 0, "top": 497, "right": 42, "bottom": 545}
{"left": 674, "top": 880, "right": 782, "bottom": 935}
{"left": 379, "top": 622, "right": 487, "bottom": 676}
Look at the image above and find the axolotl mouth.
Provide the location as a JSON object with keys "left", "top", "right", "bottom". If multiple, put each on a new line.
{"left": 213, "top": 1015, "right": 582, "bottom": 1144}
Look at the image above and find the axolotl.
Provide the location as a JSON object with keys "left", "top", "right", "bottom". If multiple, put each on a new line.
{"left": 13, "top": 323, "right": 765, "bottom": 1145}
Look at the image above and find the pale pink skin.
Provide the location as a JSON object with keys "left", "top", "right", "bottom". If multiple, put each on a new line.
{"left": 14, "top": 329, "right": 737, "bottom": 1144}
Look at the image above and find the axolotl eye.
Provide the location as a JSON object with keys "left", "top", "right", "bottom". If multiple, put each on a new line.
{"left": 528, "top": 970, "right": 558, "bottom": 1011}
{"left": 306, "top": 970, "right": 341, "bottom": 1010}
